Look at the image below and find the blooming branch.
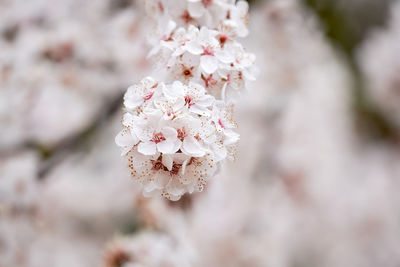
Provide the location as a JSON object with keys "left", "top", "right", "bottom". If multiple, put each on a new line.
{"left": 116, "top": 0, "right": 256, "bottom": 200}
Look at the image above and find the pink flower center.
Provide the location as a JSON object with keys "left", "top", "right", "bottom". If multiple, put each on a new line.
{"left": 152, "top": 160, "right": 164, "bottom": 171}
{"left": 194, "top": 134, "right": 201, "bottom": 141}
{"left": 158, "top": 1, "right": 164, "bottom": 13}
{"left": 218, "top": 119, "right": 225, "bottom": 129}
{"left": 143, "top": 91, "right": 154, "bottom": 101}
{"left": 181, "top": 10, "right": 194, "bottom": 24}
{"left": 184, "top": 95, "right": 193, "bottom": 107}
{"left": 161, "top": 33, "right": 173, "bottom": 41}
{"left": 202, "top": 46, "right": 214, "bottom": 56}
{"left": 170, "top": 163, "right": 182, "bottom": 175}
{"left": 202, "top": 74, "right": 216, "bottom": 88}
{"left": 152, "top": 132, "right": 166, "bottom": 144}
{"left": 177, "top": 128, "right": 186, "bottom": 141}
{"left": 238, "top": 71, "right": 243, "bottom": 80}
{"left": 182, "top": 66, "right": 194, "bottom": 77}
{"left": 202, "top": 0, "right": 213, "bottom": 8}
{"left": 219, "top": 34, "right": 228, "bottom": 47}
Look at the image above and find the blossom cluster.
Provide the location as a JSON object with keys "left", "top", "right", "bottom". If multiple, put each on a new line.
{"left": 116, "top": 0, "right": 256, "bottom": 200}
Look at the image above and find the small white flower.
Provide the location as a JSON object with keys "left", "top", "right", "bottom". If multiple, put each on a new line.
{"left": 224, "top": 42, "right": 257, "bottom": 80}
{"left": 211, "top": 100, "right": 236, "bottom": 132}
{"left": 165, "top": 52, "right": 200, "bottom": 83}
{"left": 124, "top": 77, "right": 160, "bottom": 111}
{"left": 226, "top": 0, "right": 249, "bottom": 37}
{"left": 183, "top": 27, "right": 224, "bottom": 74}
{"left": 172, "top": 115, "right": 207, "bottom": 157}
{"left": 187, "top": 0, "right": 229, "bottom": 27}
{"left": 163, "top": 81, "right": 215, "bottom": 116}
{"left": 135, "top": 113, "right": 182, "bottom": 155}
{"left": 115, "top": 128, "right": 139, "bottom": 156}
{"left": 148, "top": 15, "right": 176, "bottom": 58}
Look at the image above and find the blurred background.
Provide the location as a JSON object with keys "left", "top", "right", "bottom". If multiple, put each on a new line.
{"left": 2, "top": 0, "right": 400, "bottom": 266}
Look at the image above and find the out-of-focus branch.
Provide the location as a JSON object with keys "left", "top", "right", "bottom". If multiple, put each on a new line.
{"left": 35, "top": 91, "right": 124, "bottom": 180}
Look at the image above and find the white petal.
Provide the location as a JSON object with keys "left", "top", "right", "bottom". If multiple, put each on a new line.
{"left": 244, "top": 66, "right": 258, "bottom": 81}
{"left": 185, "top": 41, "right": 203, "bottom": 55}
{"left": 168, "top": 194, "right": 182, "bottom": 201}
{"left": 157, "top": 139, "right": 181, "bottom": 154}
{"left": 190, "top": 104, "right": 210, "bottom": 116}
{"left": 138, "top": 142, "right": 157, "bottom": 155}
{"left": 124, "top": 97, "right": 143, "bottom": 110}
{"left": 166, "top": 179, "right": 185, "bottom": 196}
{"left": 200, "top": 55, "right": 218, "bottom": 74}
{"left": 165, "top": 19, "right": 176, "bottom": 36}
{"left": 180, "top": 158, "right": 189, "bottom": 175}
{"left": 144, "top": 181, "right": 162, "bottom": 192}
{"left": 173, "top": 153, "right": 191, "bottom": 164}
{"left": 182, "top": 136, "right": 205, "bottom": 157}
{"left": 171, "top": 46, "right": 186, "bottom": 58}
{"left": 221, "top": 82, "right": 227, "bottom": 101}
{"left": 212, "top": 143, "right": 227, "bottom": 161}
{"left": 241, "top": 53, "right": 256, "bottom": 67}
{"left": 236, "top": 25, "right": 249, "bottom": 38}
{"left": 143, "top": 188, "right": 160, "bottom": 198}
{"left": 115, "top": 129, "right": 136, "bottom": 147}
{"left": 133, "top": 123, "right": 153, "bottom": 141}
{"left": 188, "top": 1, "right": 206, "bottom": 18}
{"left": 157, "top": 173, "right": 170, "bottom": 188}
{"left": 122, "top": 113, "right": 135, "bottom": 127}
{"left": 141, "top": 76, "right": 157, "bottom": 88}
{"left": 224, "top": 129, "right": 240, "bottom": 145}
{"left": 199, "top": 27, "right": 218, "bottom": 42}
{"left": 161, "top": 127, "right": 178, "bottom": 140}
{"left": 216, "top": 50, "right": 235, "bottom": 63}
{"left": 172, "top": 97, "right": 186, "bottom": 112}
{"left": 121, "top": 146, "right": 132, "bottom": 156}
{"left": 162, "top": 154, "right": 173, "bottom": 171}
{"left": 147, "top": 44, "right": 161, "bottom": 58}
{"left": 237, "top": 0, "right": 249, "bottom": 13}
{"left": 196, "top": 94, "right": 214, "bottom": 107}
{"left": 164, "top": 81, "right": 185, "bottom": 98}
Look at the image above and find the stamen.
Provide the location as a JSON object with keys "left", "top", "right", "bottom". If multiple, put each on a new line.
{"left": 143, "top": 91, "right": 154, "bottom": 101}
{"left": 152, "top": 132, "right": 166, "bottom": 143}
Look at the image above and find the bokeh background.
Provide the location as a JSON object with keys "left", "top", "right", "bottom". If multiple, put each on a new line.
{"left": 2, "top": 0, "right": 400, "bottom": 266}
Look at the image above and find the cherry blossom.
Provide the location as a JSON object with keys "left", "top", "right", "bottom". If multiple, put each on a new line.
{"left": 187, "top": 0, "right": 229, "bottom": 27}
{"left": 117, "top": 0, "right": 255, "bottom": 200}
{"left": 162, "top": 81, "right": 215, "bottom": 116}
{"left": 134, "top": 110, "right": 182, "bottom": 155}
{"left": 123, "top": 77, "right": 160, "bottom": 111}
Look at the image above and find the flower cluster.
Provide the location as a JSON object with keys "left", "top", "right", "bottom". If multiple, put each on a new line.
{"left": 149, "top": 25, "right": 257, "bottom": 102}
{"left": 116, "top": 0, "right": 256, "bottom": 200}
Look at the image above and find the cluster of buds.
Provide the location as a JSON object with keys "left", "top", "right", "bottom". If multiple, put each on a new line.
{"left": 116, "top": 0, "right": 256, "bottom": 200}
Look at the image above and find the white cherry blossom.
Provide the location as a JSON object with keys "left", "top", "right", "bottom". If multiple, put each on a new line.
{"left": 163, "top": 81, "right": 215, "bottom": 116}
{"left": 172, "top": 115, "right": 208, "bottom": 157}
{"left": 164, "top": 52, "right": 201, "bottom": 83}
{"left": 117, "top": 0, "right": 255, "bottom": 200}
{"left": 225, "top": 0, "right": 249, "bottom": 37}
{"left": 187, "top": 0, "right": 229, "bottom": 27}
{"left": 123, "top": 77, "right": 160, "bottom": 111}
{"left": 182, "top": 26, "right": 234, "bottom": 74}
{"left": 134, "top": 110, "right": 182, "bottom": 155}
